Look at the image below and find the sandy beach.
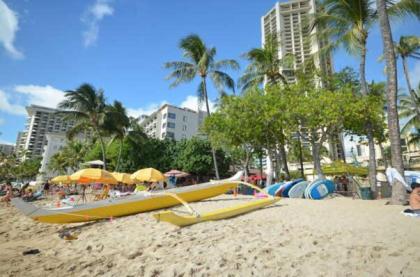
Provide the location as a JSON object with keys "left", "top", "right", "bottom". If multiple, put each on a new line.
{"left": 1, "top": 195, "right": 419, "bottom": 277}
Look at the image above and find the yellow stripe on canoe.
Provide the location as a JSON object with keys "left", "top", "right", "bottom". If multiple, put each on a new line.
{"left": 153, "top": 197, "right": 280, "bottom": 227}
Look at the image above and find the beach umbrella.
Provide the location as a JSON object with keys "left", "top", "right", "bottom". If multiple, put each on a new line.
{"left": 320, "top": 161, "right": 368, "bottom": 176}
{"left": 131, "top": 168, "right": 166, "bottom": 182}
{"left": 70, "top": 168, "right": 117, "bottom": 184}
{"left": 111, "top": 172, "right": 135, "bottom": 185}
{"left": 164, "top": 169, "right": 189, "bottom": 178}
{"left": 51, "top": 175, "right": 72, "bottom": 184}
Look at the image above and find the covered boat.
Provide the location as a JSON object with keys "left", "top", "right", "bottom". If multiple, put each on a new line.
{"left": 11, "top": 172, "right": 243, "bottom": 224}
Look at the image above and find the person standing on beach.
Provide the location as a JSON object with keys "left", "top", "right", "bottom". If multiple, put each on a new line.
{"left": 43, "top": 181, "right": 50, "bottom": 197}
{"left": 0, "top": 183, "right": 13, "bottom": 205}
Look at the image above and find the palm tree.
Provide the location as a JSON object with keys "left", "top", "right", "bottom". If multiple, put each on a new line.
{"left": 375, "top": 0, "right": 420, "bottom": 204}
{"left": 238, "top": 34, "right": 291, "bottom": 91}
{"left": 316, "top": 0, "right": 420, "bottom": 192}
{"left": 165, "top": 34, "right": 239, "bottom": 179}
{"left": 315, "top": 0, "right": 378, "bottom": 189}
{"left": 399, "top": 83, "right": 420, "bottom": 135}
{"left": 395, "top": 36, "right": 420, "bottom": 98}
{"left": 58, "top": 84, "right": 109, "bottom": 169}
{"left": 104, "top": 101, "right": 130, "bottom": 172}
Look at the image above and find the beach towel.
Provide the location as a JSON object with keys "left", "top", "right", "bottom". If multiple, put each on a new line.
{"left": 386, "top": 168, "right": 411, "bottom": 191}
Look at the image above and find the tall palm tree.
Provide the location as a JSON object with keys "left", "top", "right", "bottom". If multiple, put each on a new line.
{"left": 58, "top": 83, "right": 109, "bottom": 169}
{"left": 399, "top": 83, "right": 420, "bottom": 135}
{"left": 165, "top": 34, "right": 239, "bottom": 179}
{"left": 238, "top": 34, "right": 291, "bottom": 91}
{"left": 315, "top": 0, "right": 378, "bottom": 190}
{"left": 395, "top": 36, "right": 420, "bottom": 98}
{"left": 104, "top": 101, "right": 130, "bottom": 172}
{"left": 376, "top": 0, "right": 420, "bottom": 204}
{"left": 316, "top": 0, "right": 420, "bottom": 192}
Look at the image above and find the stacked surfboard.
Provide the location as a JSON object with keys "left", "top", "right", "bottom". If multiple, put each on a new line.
{"left": 264, "top": 178, "right": 335, "bottom": 200}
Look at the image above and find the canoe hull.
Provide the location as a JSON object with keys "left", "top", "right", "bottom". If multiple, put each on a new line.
{"left": 153, "top": 197, "right": 280, "bottom": 227}
{"left": 12, "top": 181, "right": 238, "bottom": 224}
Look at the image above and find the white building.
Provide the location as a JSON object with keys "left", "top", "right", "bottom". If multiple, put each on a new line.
{"left": 0, "top": 144, "right": 15, "bottom": 155}
{"left": 261, "top": 0, "right": 332, "bottom": 83}
{"left": 38, "top": 133, "right": 70, "bottom": 180}
{"left": 140, "top": 104, "right": 207, "bottom": 141}
{"left": 15, "top": 105, "right": 75, "bottom": 160}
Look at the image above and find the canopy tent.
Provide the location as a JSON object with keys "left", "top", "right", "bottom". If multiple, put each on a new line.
{"left": 51, "top": 175, "right": 72, "bottom": 184}
{"left": 319, "top": 161, "right": 368, "bottom": 176}
{"left": 111, "top": 172, "right": 135, "bottom": 185}
{"left": 70, "top": 168, "right": 117, "bottom": 184}
{"left": 164, "top": 169, "right": 190, "bottom": 178}
{"left": 131, "top": 168, "right": 166, "bottom": 182}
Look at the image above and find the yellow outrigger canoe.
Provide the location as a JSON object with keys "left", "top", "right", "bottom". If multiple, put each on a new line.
{"left": 12, "top": 172, "right": 280, "bottom": 225}
{"left": 154, "top": 197, "right": 280, "bottom": 227}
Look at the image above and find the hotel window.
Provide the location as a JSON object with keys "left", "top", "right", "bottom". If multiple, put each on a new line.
{"left": 183, "top": 115, "right": 187, "bottom": 122}
{"left": 163, "top": 113, "right": 167, "bottom": 119}
{"left": 168, "top": 112, "right": 176, "bottom": 119}
{"left": 166, "top": 132, "right": 175, "bottom": 139}
{"left": 356, "top": 145, "right": 362, "bottom": 156}
{"left": 161, "top": 132, "right": 166, "bottom": 138}
{"left": 167, "top": 122, "right": 175, "bottom": 129}
{"left": 162, "top": 123, "right": 166, "bottom": 129}
{"left": 182, "top": 125, "right": 187, "bottom": 131}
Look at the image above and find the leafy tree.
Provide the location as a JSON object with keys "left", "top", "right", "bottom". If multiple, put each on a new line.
{"left": 103, "top": 101, "right": 131, "bottom": 171}
{"left": 395, "top": 36, "right": 420, "bottom": 98}
{"left": 165, "top": 34, "right": 239, "bottom": 179}
{"left": 399, "top": 83, "right": 420, "bottom": 136}
{"left": 58, "top": 83, "right": 109, "bottom": 169}
{"left": 15, "top": 157, "right": 42, "bottom": 181}
{"left": 238, "top": 34, "right": 291, "bottom": 91}
{"left": 48, "top": 140, "right": 91, "bottom": 175}
{"left": 375, "top": 0, "right": 420, "bottom": 204}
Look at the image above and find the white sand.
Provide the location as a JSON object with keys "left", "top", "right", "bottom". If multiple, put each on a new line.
{"left": 1, "top": 195, "right": 420, "bottom": 276}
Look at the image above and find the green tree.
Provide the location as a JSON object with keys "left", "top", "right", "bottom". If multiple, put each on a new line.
{"left": 14, "top": 157, "right": 42, "bottom": 181}
{"left": 395, "top": 36, "right": 420, "bottom": 98}
{"left": 399, "top": 83, "right": 420, "bottom": 137}
{"left": 58, "top": 84, "right": 109, "bottom": 169}
{"left": 48, "top": 140, "right": 90, "bottom": 175}
{"left": 238, "top": 34, "right": 291, "bottom": 91}
{"left": 165, "top": 34, "right": 239, "bottom": 179}
{"left": 103, "top": 101, "right": 130, "bottom": 172}
{"left": 375, "top": 0, "right": 420, "bottom": 204}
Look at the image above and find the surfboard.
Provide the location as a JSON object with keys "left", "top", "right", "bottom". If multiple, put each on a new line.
{"left": 281, "top": 179, "right": 304, "bottom": 197}
{"left": 288, "top": 181, "right": 309, "bottom": 198}
{"left": 305, "top": 179, "right": 335, "bottom": 200}
{"left": 265, "top": 182, "right": 284, "bottom": 196}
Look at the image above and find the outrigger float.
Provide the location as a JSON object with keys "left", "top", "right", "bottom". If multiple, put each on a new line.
{"left": 11, "top": 172, "right": 280, "bottom": 226}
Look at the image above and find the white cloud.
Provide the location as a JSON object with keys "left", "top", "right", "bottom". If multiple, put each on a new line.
{"left": 180, "top": 95, "right": 215, "bottom": 113}
{"left": 409, "top": 61, "right": 420, "bottom": 90}
{"left": 14, "top": 85, "right": 65, "bottom": 108}
{"left": 127, "top": 101, "right": 168, "bottom": 118}
{"left": 0, "top": 0, "right": 23, "bottom": 59}
{"left": 0, "top": 85, "right": 65, "bottom": 116}
{"left": 82, "top": 0, "right": 114, "bottom": 47}
{"left": 127, "top": 95, "right": 216, "bottom": 119}
{"left": 0, "top": 89, "right": 26, "bottom": 115}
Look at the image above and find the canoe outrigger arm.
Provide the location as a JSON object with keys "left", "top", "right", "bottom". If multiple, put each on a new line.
{"left": 153, "top": 181, "right": 279, "bottom": 227}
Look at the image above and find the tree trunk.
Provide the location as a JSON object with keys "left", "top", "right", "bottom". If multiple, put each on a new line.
{"left": 115, "top": 138, "right": 124, "bottom": 172}
{"left": 279, "top": 143, "right": 290, "bottom": 180}
{"left": 402, "top": 57, "right": 415, "bottom": 99}
{"left": 297, "top": 131, "right": 305, "bottom": 178}
{"left": 360, "top": 42, "right": 378, "bottom": 192}
{"left": 311, "top": 141, "right": 324, "bottom": 179}
{"left": 379, "top": 142, "right": 388, "bottom": 169}
{"left": 96, "top": 130, "right": 107, "bottom": 170}
{"left": 202, "top": 78, "right": 220, "bottom": 179}
{"left": 376, "top": 0, "right": 406, "bottom": 204}
{"left": 266, "top": 151, "right": 274, "bottom": 186}
{"left": 367, "top": 127, "right": 377, "bottom": 192}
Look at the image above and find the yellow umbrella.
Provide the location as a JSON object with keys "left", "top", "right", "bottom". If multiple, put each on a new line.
{"left": 111, "top": 172, "right": 135, "bottom": 185}
{"left": 51, "top": 175, "right": 72, "bottom": 184}
{"left": 131, "top": 168, "right": 166, "bottom": 182}
{"left": 70, "top": 168, "right": 117, "bottom": 184}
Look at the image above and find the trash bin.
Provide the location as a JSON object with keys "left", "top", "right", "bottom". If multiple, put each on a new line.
{"left": 360, "top": 187, "right": 372, "bottom": 200}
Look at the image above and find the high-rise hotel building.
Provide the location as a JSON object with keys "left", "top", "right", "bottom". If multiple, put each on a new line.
{"left": 261, "top": 0, "right": 332, "bottom": 83}
{"left": 15, "top": 105, "right": 75, "bottom": 160}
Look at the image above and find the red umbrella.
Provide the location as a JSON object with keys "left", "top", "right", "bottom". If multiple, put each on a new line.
{"left": 164, "top": 170, "right": 190, "bottom": 178}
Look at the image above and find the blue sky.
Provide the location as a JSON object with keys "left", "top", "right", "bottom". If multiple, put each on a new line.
{"left": 0, "top": 0, "right": 419, "bottom": 145}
